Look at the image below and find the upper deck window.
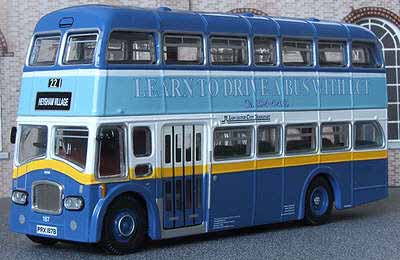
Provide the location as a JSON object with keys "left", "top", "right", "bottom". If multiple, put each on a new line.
{"left": 253, "top": 37, "right": 276, "bottom": 66}
{"left": 352, "top": 42, "right": 379, "bottom": 68}
{"left": 107, "top": 31, "right": 155, "bottom": 64}
{"left": 63, "top": 33, "right": 98, "bottom": 65}
{"left": 210, "top": 36, "right": 248, "bottom": 65}
{"left": 29, "top": 35, "right": 60, "bottom": 66}
{"left": 282, "top": 39, "right": 313, "bottom": 66}
{"left": 164, "top": 34, "right": 203, "bottom": 65}
{"left": 319, "top": 41, "right": 346, "bottom": 67}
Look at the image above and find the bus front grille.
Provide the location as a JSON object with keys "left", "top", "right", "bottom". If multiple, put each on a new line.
{"left": 32, "top": 181, "right": 63, "bottom": 214}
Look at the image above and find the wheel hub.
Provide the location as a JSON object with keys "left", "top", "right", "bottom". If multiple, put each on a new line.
{"left": 117, "top": 214, "right": 135, "bottom": 237}
{"left": 310, "top": 186, "right": 329, "bottom": 216}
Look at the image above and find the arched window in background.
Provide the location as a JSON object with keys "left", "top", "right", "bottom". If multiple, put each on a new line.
{"left": 356, "top": 18, "right": 400, "bottom": 141}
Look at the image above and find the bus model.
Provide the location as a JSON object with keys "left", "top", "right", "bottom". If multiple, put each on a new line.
{"left": 9, "top": 5, "right": 388, "bottom": 255}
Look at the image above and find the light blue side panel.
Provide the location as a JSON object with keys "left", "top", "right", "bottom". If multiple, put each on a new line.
{"left": 283, "top": 75, "right": 319, "bottom": 110}
{"left": 319, "top": 76, "right": 352, "bottom": 109}
{"left": 18, "top": 76, "right": 105, "bottom": 116}
{"left": 352, "top": 76, "right": 387, "bottom": 108}
{"left": 254, "top": 76, "right": 286, "bottom": 111}
{"left": 163, "top": 76, "right": 211, "bottom": 114}
{"left": 106, "top": 76, "right": 164, "bottom": 115}
{"left": 18, "top": 73, "right": 387, "bottom": 116}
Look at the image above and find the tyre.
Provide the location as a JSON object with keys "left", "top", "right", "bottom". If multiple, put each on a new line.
{"left": 100, "top": 196, "right": 147, "bottom": 255}
{"left": 304, "top": 177, "right": 333, "bottom": 226}
{"left": 26, "top": 235, "right": 58, "bottom": 245}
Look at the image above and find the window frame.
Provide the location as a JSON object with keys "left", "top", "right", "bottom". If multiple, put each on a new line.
{"left": 252, "top": 36, "right": 278, "bottom": 67}
{"left": 285, "top": 123, "right": 318, "bottom": 155}
{"left": 162, "top": 33, "right": 205, "bottom": 66}
{"left": 213, "top": 126, "right": 254, "bottom": 161}
{"left": 318, "top": 40, "right": 347, "bottom": 68}
{"left": 28, "top": 33, "right": 61, "bottom": 67}
{"left": 320, "top": 122, "right": 351, "bottom": 152}
{"left": 209, "top": 35, "right": 250, "bottom": 66}
{"left": 106, "top": 30, "right": 157, "bottom": 65}
{"left": 51, "top": 125, "right": 89, "bottom": 171}
{"left": 353, "top": 120, "right": 385, "bottom": 150}
{"left": 256, "top": 124, "right": 282, "bottom": 157}
{"left": 62, "top": 32, "right": 99, "bottom": 66}
{"left": 281, "top": 38, "right": 314, "bottom": 67}
{"left": 351, "top": 40, "right": 381, "bottom": 69}
{"left": 95, "top": 124, "right": 128, "bottom": 180}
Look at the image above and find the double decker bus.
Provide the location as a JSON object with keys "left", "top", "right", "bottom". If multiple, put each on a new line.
{"left": 9, "top": 5, "right": 388, "bottom": 254}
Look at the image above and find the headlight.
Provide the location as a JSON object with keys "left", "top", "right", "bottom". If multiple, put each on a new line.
{"left": 11, "top": 190, "right": 28, "bottom": 205}
{"left": 64, "top": 196, "right": 84, "bottom": 211}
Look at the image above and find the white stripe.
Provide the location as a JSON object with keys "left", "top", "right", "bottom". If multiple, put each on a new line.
{"left": 352, "top": 72, "right": 386, "bottom": 78}
{"left": 16, "top": 108, "right": 387, "bottom": 124}
{"left": 22, "top": 69, "right": 386, "bottom": 78}
{"left": 319, "top": 72, "right": 351, "bottom": 77}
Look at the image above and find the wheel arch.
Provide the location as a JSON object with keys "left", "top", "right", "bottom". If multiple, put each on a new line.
{"left": 88, "top": 183, "right": 161, "bottom": 243}
{"left": 298, "top": 166, "right": 343, "bottom": 219}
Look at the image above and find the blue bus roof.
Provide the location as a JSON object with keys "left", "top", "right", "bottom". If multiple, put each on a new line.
{"left": 18, "top": 5, "right": 386, "bottom": 118}
{"left": 34, "top": 4, "right": 376, "bottom": 41}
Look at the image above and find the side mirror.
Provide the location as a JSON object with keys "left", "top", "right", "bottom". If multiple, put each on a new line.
{"left": 10, "top": 127, "right": 17, "bottom": 144}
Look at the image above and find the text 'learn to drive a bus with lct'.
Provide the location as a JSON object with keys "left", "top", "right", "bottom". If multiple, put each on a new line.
{"left": 9, "top": 4, "right": 388, "bottom": 255}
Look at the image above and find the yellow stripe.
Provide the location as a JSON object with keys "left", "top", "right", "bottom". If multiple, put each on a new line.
{"left": 320, "top": 152, "right": 352, "bottom": 163}
{"left": 284, "top": 155, "right": 319, "bottom": 167}
{"left": 160, "top": 165, "right": 204, "bottom": 178}
{"left": 353, "top": 150, "right": 388, "bottom": 161}
{"left": 13, "top": 159, "right": 97, "bottom": 185}
{"left": 213, "top": 160, "right": 255, "bottom": 174}
{"left": 256, "top": 158, "right": 284, "bottom": 170}
{"left": 12, "top": 150, "right": 388, "bottom": 184}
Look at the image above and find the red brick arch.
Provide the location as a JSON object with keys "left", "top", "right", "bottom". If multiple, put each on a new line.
{"left": 0, "top": 29, "right": 13, "bottom": 57}
{"left": 343, "top": 6, "right": 400, "bottom": 27}
{"left": 229, "top": 8, "right": 268, "bottom": 16}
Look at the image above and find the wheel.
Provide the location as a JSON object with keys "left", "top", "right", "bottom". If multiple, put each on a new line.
{"left": 304, "top": 177, "right": 333, "bottom": 226}
{"left": 26, "top": 235, "right": 58, "bottom": 245}
{"left": 100, "top": 196, "right": 147, "bottom": 255}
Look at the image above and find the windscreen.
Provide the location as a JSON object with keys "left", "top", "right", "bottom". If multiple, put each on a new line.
{"left": 18, "top": 125, "right": 48, "bottom": 164}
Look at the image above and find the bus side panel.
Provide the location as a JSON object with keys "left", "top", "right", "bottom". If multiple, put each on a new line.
{"left": 325, "top": 162, "right": 353, "bottom": 209}
{"left": 254, "top": 168, "right": 284, "bottom": 225}
{"left": 282, "top": 165, "right": 315, "bottom": 221}
{"left": 353, "top": 158, "right": 388, "bottom": 206}
{"left": 209, "top": 171, "right": 253, "bottom": 231}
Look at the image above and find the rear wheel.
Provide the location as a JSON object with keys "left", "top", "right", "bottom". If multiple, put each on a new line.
{"left": 26, "top": 235, "right": 58, "bottom": 245}
{"left": 304, "top": 177, "right": 333, "bottom": 226}
{"left": 100, "top": 196, "right": 147, "bottom": 255}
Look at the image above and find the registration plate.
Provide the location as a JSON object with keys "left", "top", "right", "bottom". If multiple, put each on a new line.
{"left": 36, "top": 225, "right": 57, "bottom": 237}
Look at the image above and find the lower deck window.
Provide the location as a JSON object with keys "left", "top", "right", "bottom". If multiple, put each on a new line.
{"left": 321, "top": 123, "right": 349, "bottom": 151}
{"left": 54, "top": 127, "right": 88, "bottom": 168}
{"left": 97, "top": 125, "right": 126, "bottom": 178}
{"left": 257, "top": 125, "right": 281, "bottom": 156}
{"left": 354, "top": 121, "right": 383, "bottom": 149}
{"left": 214, "top": 127, "right": 252, "bottom": 160}
{"left": 286, "top": 124, "right": 316, "bottom": 153}
{"left": 133, "top": 127, "right": 152, "bottom": 157}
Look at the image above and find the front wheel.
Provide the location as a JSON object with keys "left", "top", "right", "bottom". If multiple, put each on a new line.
{"left": 304, "top": 177, "right": 333, "bottom": 226}
{"left": 26, "top": 235, "right": 58, "bottom": 245}
{"left": 100, "top": 196, "right": 147, "bottom": 255}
